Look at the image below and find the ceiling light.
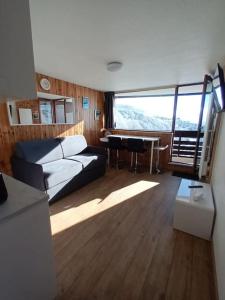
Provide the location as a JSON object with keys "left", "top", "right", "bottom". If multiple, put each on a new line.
{"left": 107, "top": 61, "right": 123, "bottom": 72}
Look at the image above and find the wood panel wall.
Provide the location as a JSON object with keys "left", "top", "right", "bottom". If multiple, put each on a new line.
{"left": 0, "top": 73, "right": 104, "bottom": 175}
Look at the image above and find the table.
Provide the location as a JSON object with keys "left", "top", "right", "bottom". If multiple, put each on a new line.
{"left": 100, "top": 134, "right": 160, "bottom": 174}
{"left": 173, "top": 179, "right": 215, "bottom": 240}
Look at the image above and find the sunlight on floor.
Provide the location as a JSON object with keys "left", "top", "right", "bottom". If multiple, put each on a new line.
{"left": 50, "top": 180, "right": 159, "bottom": 235}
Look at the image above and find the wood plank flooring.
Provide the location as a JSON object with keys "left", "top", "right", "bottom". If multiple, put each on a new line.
{"left": 49, "top": 169, "right": 216, "bottom": 300}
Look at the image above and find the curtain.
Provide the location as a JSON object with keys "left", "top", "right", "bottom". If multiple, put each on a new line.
{"left": 104, "top": 91, "right": 115, "bottom": 129}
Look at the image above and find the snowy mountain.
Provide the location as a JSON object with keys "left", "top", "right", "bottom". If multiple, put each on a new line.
{"left": 114, "top": 105, "right": 198, "bottom": 131}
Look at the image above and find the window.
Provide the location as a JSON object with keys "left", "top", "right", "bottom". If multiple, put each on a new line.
{"left": 175, "top": 95, "right": 202, "bottom": 131}
{"left": 174, "top": 84, "right": 204, "bottom": 131}
{"left": 114, "top": 89, "right": 175, "bottom": 131}
{"left": 171, "top": 83, "right": 207, "bottom": 166}
{"left": 114, "top": 84, "right": 206, "bottom": 132}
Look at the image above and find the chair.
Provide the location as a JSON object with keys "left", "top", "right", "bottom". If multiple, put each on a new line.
{"left": 108, "top": 136, "right": 126, "bottom": 169}
{"left": 127, "top": 138, "right": 147, "bottom": 172}
{"left": 153, "top": 144, "right": 168, "bottom": 173}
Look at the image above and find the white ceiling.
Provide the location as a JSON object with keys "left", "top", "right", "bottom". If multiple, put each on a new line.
{"left": 29, "top": 0, "right": 225, "bottom": 92}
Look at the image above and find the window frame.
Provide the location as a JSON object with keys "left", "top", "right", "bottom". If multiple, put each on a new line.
{"left": 113, "top": 81, "right": 204, "bottom": 133}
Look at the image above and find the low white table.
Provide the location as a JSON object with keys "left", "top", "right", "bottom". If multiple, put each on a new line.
{"left": 173, "top": 179, "right": 215, "bottom": 240}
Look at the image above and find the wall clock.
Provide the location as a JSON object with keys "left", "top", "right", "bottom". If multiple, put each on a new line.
{"left": 40, "top": 78, "right": 51, "bottom": 91}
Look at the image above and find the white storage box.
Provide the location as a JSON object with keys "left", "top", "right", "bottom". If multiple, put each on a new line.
{"left": 173, "top": 179, "right": 215, "bottom": 240}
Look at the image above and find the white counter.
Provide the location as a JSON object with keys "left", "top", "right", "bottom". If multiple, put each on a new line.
{"left": 0, "top": 174, "right": 56, "bottom": 300}
{"left": 0, "top": 174, "right": 48, "bottom": 223}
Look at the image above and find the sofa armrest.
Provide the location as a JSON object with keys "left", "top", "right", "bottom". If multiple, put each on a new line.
{"left": 83, "top": 145, "right": 106, "bottom": 156}
{"left": 11, "top": 157, "right": 46, "bottom": 191}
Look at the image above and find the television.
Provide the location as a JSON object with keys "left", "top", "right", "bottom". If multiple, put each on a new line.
{"left": 212, "top": 63, "right": 225, "bottom": 112}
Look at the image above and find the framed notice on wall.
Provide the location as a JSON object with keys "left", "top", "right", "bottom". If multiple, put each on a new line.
{"left": 82, "top": 97, "right": 89, "bottom": 109}
{"left": 32, "top": 111, "right": 39, "bottom": 120}
{"left": 19, "top": 108, "right": 33, "bottom": 124}
{"left": 40, "top": 101, "right": 53, "bottom": 124}
{"left": 94, "top": 109, "right": 101, "bottom": 120}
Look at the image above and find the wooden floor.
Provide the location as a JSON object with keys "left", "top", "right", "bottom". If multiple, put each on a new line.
{"left": 50, "top": 169, "right": 216, "bottom": 300}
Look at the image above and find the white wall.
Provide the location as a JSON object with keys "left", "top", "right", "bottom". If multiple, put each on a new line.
{"left": 0, "top": 0, "right": 36, "bottom": 99}
{"left": 211, "top": 112, "right": 225, "bottom": 300}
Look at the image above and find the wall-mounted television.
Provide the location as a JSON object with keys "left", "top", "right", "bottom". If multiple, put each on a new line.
{"left": 212, "top": 63, "right": 225, "bottom": 112}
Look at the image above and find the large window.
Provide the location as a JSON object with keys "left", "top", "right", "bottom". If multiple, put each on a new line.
{"left": 114, "top": 89, "right": 175, "bottom": 131}
{"left": 114, "top": 84, "right": 206, "bottom": 132}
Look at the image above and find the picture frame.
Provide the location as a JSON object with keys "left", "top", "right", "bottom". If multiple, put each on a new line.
{"left": 94, "top": 109, "right": 101, "bottom": 120}
{"left": 82, "top": 97, "right": 89, "bottom": 109}
{"left": 19, "top": 108, "right": 33, "bottom": 124}
{"left": 32, "top": 111, "right": 39, "bottom": 120}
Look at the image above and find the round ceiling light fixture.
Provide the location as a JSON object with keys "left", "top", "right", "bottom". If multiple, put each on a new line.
{"left": 107, "top": 61, "right": 123, "bottom": 72}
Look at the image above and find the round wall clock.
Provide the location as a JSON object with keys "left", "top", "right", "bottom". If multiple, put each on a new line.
{"left": 40, "top": 78, "right": 51, "bottom": 91}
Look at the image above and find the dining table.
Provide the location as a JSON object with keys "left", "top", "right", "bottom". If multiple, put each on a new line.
{"left": 100, "top": 134, "right": 160, "bottom": 174}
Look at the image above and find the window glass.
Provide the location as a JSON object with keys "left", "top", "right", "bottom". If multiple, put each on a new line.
{"left": 175, "top": 94, "right": 202, "bottom": 131}
{"left": 114, "top": 93, "right": 175, "bottom": 131}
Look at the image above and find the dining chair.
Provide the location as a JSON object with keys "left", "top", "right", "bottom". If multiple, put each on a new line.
{"left": 108, "top": 136, "right": 126, "bottom": 169}
{"left": 127, "top": 138, "right": 147, "bottom": 172}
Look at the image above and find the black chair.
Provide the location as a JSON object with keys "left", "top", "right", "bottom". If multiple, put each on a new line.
{"left": 127, "top": 138, "right": 147, "bottom": 172}
{"left": 108, "top": 136, "right": 126, "bottom": 169}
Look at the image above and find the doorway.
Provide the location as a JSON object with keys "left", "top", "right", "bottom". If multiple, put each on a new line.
{"left": 170, "top": 79, "right": 211, "bottom": 171}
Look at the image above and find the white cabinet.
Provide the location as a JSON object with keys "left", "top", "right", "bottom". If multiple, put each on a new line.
{"left": 0, "top": 0, "right": 36, "bottom": 99}
{"left": 0, "top": 174, "right": 56, "bottom": 300}
{"left": 173, "top": 179, "right": 215, "bottom": 240}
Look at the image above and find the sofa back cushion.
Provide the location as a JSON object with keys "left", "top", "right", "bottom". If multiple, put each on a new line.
{"left": 60, "top": 135, "right": 87, "bottom": 157}
{"left": 15, "top": 138, "right": 63, "bottom": 164}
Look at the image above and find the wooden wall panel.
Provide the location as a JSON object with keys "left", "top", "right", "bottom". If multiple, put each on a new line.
{"left": 0, "top": 73, "right": 104, "bottom": 175}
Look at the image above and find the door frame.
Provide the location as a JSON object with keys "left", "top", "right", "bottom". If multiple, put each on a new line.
{"left": 170, "top": 81, "right": 204, "bottom": 169}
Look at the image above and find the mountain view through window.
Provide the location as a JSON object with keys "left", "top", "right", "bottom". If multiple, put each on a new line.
{"left": 114, "top": 96, "right": 174, "bottom": 131}
{"left": 114, "top": 86, "right": 205, "bottom": 131}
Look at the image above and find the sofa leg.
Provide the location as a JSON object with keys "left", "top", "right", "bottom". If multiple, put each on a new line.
{"left": 107, "top": 148, "right": 110, "bottom": 167}
{"left": 116, "top": 149, "right": 119, "bottom": 169}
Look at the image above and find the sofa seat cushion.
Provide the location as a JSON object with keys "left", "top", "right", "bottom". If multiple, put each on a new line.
{"left": 66, "top": 153, "right": 106, "bottom": 171}
{"left": 42, "top": 159, "right": 83, "bottom": 189}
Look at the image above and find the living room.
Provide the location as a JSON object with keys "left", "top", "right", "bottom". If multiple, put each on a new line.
{"left": 0, "top": 0, "right": 225, "bottom": 299}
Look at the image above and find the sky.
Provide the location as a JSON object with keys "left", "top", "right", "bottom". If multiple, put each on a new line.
{"left": 115, "top": 95, "right": 209, "bottom": 124}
